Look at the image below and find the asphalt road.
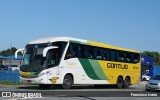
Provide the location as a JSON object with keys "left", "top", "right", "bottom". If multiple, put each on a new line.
{"left": 0, "top": 81, "right": 160, "bottom": 100}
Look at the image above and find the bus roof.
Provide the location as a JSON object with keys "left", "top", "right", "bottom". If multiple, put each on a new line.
{"left": 28, "top": 37, "right": 139, "bottom": 53}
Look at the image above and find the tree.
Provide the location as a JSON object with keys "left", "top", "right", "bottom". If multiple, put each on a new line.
{"left": 0, "top": 47, "right": 17, "bottom": 56}
{"left": 141, "top": 51, "right": 160, "bottom": 66}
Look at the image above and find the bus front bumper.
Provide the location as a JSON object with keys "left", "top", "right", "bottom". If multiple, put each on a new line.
{"left": 20, "top": 76, "right": 48, "bottom": 84}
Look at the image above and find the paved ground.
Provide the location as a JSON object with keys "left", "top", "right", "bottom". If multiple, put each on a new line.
{"left": 0, "top": 81, "right": 159, "bottom": 100}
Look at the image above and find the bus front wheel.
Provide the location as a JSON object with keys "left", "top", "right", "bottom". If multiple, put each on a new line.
{"left": 116, "top": 77, "right": 123, "bottom": 89}
{"left": 62, "top": 75, "right": 73, "bottom": 89}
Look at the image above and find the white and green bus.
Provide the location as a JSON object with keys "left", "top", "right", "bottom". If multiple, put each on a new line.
{"left": 15, "top": 37, "right": 141, "bottom": 89}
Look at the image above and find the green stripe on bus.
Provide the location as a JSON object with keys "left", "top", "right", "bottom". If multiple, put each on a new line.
{"left": 88, "top": 59, "right": 101, "bottom": 79}
{"left": 78, "top": 58, "right": 100, "bottom": 80}
{"left": 89, "top": 60, "right": 108, "bottom": 80}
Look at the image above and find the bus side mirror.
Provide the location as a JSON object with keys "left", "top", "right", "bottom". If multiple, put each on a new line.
{"left": 43, "top": 46, "right": 58, "bottom": 57}
{"left": 15, "top": 48, "right": 24, "bottom": 59}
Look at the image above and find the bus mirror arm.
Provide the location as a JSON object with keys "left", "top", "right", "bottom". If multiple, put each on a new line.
{"left": 15, "top": 48, "right": 24, "bottom": 59}
{"left": 43, "top": 46, "right": 58, "bottom": 57}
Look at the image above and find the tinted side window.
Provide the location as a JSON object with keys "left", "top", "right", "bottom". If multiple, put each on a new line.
{"left": 104, "top": 49, "right": 109, "bottom": 60}
{"left": 133, "top": 53, "right": 140, "bottom": 63}
{"left": 88, "top": 46, "right": 94, "bottom": 59}
{"left": 81, "top": 46, "right": 88, "bottom": 58}
{"left": 110, "top": 50, "right": 115, "bottom": 61}
{"left": 64, "top": 43, "right": 140, "bottom": 63}
{"left": 96, "top": 48, "right": 102, "bottom": 59}
{"left": 118, "top": 51, "right": 125, "bottom": 62}
{"left": 65, "top": 43, "right": 78, "bottom": 59}
{"left": 126, "top": 52, "right": 132, "bottom": 63}
{"left": 46, "top": 49, "right": 58, "bottom": 68}
{"left": 78, "top": 45, "right": 95, "bottom": 59}
{"left": 72, "top": 44, "right": 78, "bottom": 57}
{"left": 65, "top": 44, "right": 73, "bottom": 59}
{"left": 101, "top": 49, "right": 105, "bottom": 60}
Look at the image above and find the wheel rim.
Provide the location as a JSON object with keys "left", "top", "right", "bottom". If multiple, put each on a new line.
{"left": 124, "top": 79, "right": 130, "bottom": 87}
{"left": 118, "top": 79, "right": 123, "bottom": 87}
{"left": 64, "top": 79, "right": 71, "bottom": 87}
{"left": 125, "top": 81, "right": 129, "bottom": 86}
{"left": 116, "top": 77, "right": 124, "bottom": 89}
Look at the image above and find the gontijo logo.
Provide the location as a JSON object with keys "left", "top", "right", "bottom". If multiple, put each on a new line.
{"left": 107, "top": 63, "right": 128, "bottom": 69}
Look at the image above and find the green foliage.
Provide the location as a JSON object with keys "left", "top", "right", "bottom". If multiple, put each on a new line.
{"left": 141, "top": 51, "right": 160, "bottom": 66}
{"left": 0, "top": 47, "right": 17, "bottom": 56}
{"left": 0, "top": 81, "right": 21, "bottom": 85}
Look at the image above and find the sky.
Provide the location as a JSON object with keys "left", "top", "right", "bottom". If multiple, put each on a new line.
{"left": 0, "top": 0, "right": 160, "bottom": 52}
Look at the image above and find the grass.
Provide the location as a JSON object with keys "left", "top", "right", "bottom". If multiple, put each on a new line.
{"left": 0, "top": 81, "right": 22, "bottom": 85}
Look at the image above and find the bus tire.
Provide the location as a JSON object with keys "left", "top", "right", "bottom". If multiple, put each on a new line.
{"left": 143, "top": 78, "right": 146, "bottom": 81}
{"left": 116, "top": 77, "right": 123, "bottom": 89}
{"left": 62, "top": 75, "right": 73, "bottom": 89}
{"left": 39, "top": 84, "right": 51, "bottom": 89}
{"left": 123, "top": 77, "right": 130, "bottom": 88}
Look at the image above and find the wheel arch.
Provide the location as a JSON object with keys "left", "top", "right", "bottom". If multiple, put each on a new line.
{"left": 118, "top": 75, "right": 123, "bottom": 80}
{"left": 64, "top": 73, "right": 74, "bottom": 84}
{"left": 125, "top": 76, "right": 131, "bottom": 83}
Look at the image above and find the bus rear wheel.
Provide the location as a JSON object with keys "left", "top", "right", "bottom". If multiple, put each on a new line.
{"left": 123, "top": 77, "right": 130, "bottom": 88}
{"left": 116, "top": 77, "right": 123, "bottom": 89}
{"left": 62, "top": 75, "right": 73, "bottom": 89}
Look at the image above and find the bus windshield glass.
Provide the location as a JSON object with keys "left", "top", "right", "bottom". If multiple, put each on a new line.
{"left": 20, "top": 42, "right": 67, "bottom": 72}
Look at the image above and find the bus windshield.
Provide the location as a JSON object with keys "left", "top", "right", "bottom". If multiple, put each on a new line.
{"left": 20, "top": 42, "right": 67, "bottom": 72}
